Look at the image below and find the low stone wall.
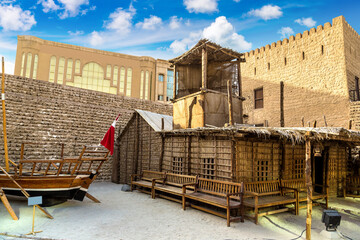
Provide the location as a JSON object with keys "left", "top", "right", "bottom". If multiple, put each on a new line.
{"left": 0, "top": 74, "right": 172, "bottom": 181}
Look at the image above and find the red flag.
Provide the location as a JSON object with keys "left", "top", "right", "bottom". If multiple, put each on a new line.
{"left": 101, "top": 114, "right": 120, "bottom": 155}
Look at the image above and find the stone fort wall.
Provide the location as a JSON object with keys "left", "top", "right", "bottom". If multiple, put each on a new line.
{"left": 0, "top": 74, "right": 173, "bottom": 181}
{"left": 240, "top": 16, "right": 353, "bottom": 128}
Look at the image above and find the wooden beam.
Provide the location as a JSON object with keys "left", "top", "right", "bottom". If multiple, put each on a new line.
{"left": 305, "top": 132, "right": 313, "bottom": 240}
{"left": 0, "top": 188, "right": 18, "bottom": 220}
{"left": 227, "top": 80, "right": 234, "bottom": 126}
{"left": 85, "top": 192, "right": 101, "bottom": 203}
{"left": 202, "top": 48, "right": 207, "bottom": 89}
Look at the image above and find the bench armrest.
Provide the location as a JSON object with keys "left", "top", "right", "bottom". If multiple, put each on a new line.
{"left": 131, "top": 174, "right": 141, "bottom": 182}
{"left": 182, "top": 182, "right": 197, "bottom": 187}
{"left": 226, "top": 192, "right": 243, "bottom": 197}
{"left": 281, "top": 186, "right": 299, "bottom": 192}
{"left": 244, "top": 190, "right": 259, "bottom": 196}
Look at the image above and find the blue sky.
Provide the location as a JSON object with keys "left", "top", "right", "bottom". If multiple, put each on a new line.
{"left": 0, "top": 0, "right": 360, "bottom": 74}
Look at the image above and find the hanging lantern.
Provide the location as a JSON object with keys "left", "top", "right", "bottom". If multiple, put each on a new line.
{"left": 314, "top": 145, "right": 322, "bottom": 157}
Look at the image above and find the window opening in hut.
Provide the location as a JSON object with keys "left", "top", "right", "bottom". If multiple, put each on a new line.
{"left": 201, "top": 158, "right": 215, "bottom": 179}
{"left": 167, "top": 69, "right": 174, "bottom": 100}
{"left": 158, "top": 95, "right": 164, "bottom": 101}
{"left": 254, "top": 88, "right": 264, "bottom": 109}
{"left": 158, "top": 74, "right": 164, "bottom": 82}
{"left": 256, "top": 160, "right": 269, "bottom": 181}
{"left": 294, "top": 158, "right": 305, "bottom": 179}
{"left": 171, "top": 157, "right": 183, "bottom": 174}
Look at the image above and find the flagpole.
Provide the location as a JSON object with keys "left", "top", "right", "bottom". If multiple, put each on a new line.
{"left": 2, "top": 57, "right": 9, "bottom": 172}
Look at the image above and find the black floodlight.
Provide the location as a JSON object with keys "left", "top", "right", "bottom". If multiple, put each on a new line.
{"left": 321, "top": 210, "right": 341, "bottom": 231}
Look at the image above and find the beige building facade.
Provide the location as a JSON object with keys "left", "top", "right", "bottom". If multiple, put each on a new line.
{"left": 241, "top": 16, "right": 360, "bottom": 129}
{"left": 14, "top": 35, "right": 174, "bottom": 102}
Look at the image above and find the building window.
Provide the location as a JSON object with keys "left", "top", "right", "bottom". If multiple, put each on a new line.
{"left": 57, "top": 57, "right": 65, "bottom": 84}
{"left": 355, "top": 76, "right": 360, "bottom": 101}
{"left": 49, "top": 56, "right": 56, "bottom": 83}
{"left": 75, "top": 60, "right": 80, "bottom": 74}
{"left": 254, "top": 67, "right": 256, "bottom": 75}
{"left": 171, "top": 157, "right": 183, "bottom": 174}
{"left": 158, "top": 95, "right": 164, "bottom": 101}
{"left": 167, "top": 69, "right": 174, "bottom": 100}
{"left": 201, "top": 158, "right": 215, "bottom": 179}
{"left": 284, "top": 57, "right": 287, "bottom": 66}
{"left": 126, "top": 68, "right": 132, "bottom": 96}
{"left": 321, "top": 45, "right": 324, "bottom": 55}
{"left": 20, "top": 53, "right": 25, "bottom": 76}
{"left": 158, "top": 74, "right": 164, "bottom": 82}
{"left": 113, "top": 66, "right": 118, "bottom": 87}
{"left": 32, "top": 54, "right": 38, "bottom": 79}
{"left": 66, "top": 59, "right": 73, "bottom": 80}
{"left": 293, "top": 158, "right": 305, "bottom": 179}
{"left": 119, "top": 67, "right": 125, "bottom": 93}
{"left": 140, "top": 70, "right": 144, "bottom": 99}
{"left": 25, "top": 53, "right": 32, "bottom": 78}
{"left": 256, "top": 160, "right": 269, "bottom": 181}
{"left": 106, "top": 65, "right": 111, "bottom": 79}
{"left": 254, "top": 87, "right": 264, "bottom": 109}
{"left": 267, "top": 62, "right": 270, "bottom": 70}
{"left": 145, "top": 70, "right": 149, "bottom": 100}
{"left": 302, "top": 52, "right": 305, "bottom": 60}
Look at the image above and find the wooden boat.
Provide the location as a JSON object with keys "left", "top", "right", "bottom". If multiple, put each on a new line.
{"left": 0, "top": 143, "right": 109, "bottom": 206}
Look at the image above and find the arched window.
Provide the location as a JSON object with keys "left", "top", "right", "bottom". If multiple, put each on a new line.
{"left": 119, "top": 67, "right": 125, "bottom": 93}
{"left": 49, "top": 56, "right": 56, "bottom": 83}
{"left": 145, "top": 70, "right": 149, "bottom": 100}
{"left": 140, "top": 70, "right": 144, "bottom": 99}
{"left": 66, "top": 59, "right": 73, "bottom": 80}
{"left": 25, "top": 53, "right": 32, "bottom": 78}
{"left": 32, "top": 54, "right": 38, "bottom": 79}
{"left": 106, "top": 65, "right": 111, "bottom": 78}
{"left": 113, "top": 66, "right": 118, "bottom": 87}
{"left": 20, "top": 53, "right": 25, "bottom": 76}
{"left": 75, "top": 60, "right": 80, "bottom": 74}
{"left": 126, "top": 68, "right": 132, "bottom": 96}
{"left": 57, "top": 57, "right": 65, "bottom": 84}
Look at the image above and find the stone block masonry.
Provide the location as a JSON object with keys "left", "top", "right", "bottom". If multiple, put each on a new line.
{"left": 0, "top": 74, "right": 172, "bottom": 181}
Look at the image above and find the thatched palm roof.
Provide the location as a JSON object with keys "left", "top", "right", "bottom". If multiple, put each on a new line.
{"left": 169, "top": 39, "right": 245, "bottom": 65}
{"left": 162, "top": 125, "right": 360, "bottom": 145}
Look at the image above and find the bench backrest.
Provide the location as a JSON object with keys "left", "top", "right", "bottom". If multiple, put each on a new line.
{"left": 281, "top": 179, "right": 305, "bottom": 189}
{"left": 165, "top": 173, "right": 197, "bottom": 188}
{"left": 347, "top": 176, "right": 360, "bottom": 187}
{"left": 142, "top": 170, "right": 166, "bottom": 181}
{"left": 245, "top": 180, "right": 281, "bottom": 196}
{"left": 197, "top": 178, "right": 243, "bottom": 198}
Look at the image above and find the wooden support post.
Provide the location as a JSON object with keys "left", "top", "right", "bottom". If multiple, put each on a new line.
{"left": 237, "top": 59, "right": 243, "bottom": 124}
{"left": 313, "top": 121, "right": 317, "bottom": 128}
{"left": 227, "top": 80, "right": 234, "bottom": 126}
{"left": 202, "top": 47, "right": 207, "bottom": 89}
{"left": 0, "top": 188, "right": 18, "bottom": 220}
{"left": 173, "top": 65, "right": 177, "bottom": 100}
{"left": 161, "top": 118, "right": 164, "bottom": 131}
{"left": 305, "top": 132, "right": 313, "bottom": 240}
{"left": 2, "top": 57, "right": 10, "bottom": 172}
{"left": 159, "top": 134, "right": 164, "bottom": 172}
{"left": 85, "top": 192, "right": 101, "bottom": 203}
{"left": 280, "top": 81, "right": 284, "bottom": 127}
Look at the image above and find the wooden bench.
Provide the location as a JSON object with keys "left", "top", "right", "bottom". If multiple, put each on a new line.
{"left": 182, "top": 178, "right": 244, "bottom": 227}
{"left": 244, "top": 180, "right": 297, "bottom": 224}
{"left": 131, "top": 170, "right": 166, "bottom": 198}
{"left": 343, "top": 176, "right": 360, "bottom": 198}
{"left": 154, "top": 173, "right": 197, "bottom": 203}
{"left": 281, "top": 179, "right": 328, "bottom": 215}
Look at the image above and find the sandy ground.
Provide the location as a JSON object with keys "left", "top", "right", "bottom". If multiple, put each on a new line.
{"left": 0, "top": 182, "right": 359, "bottom": 240}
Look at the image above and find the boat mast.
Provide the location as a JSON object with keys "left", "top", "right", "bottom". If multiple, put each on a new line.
{"left": 1, "top": 57, "right": 9, "bottom": 172}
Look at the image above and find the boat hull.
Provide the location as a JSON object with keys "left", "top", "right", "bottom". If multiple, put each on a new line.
{"left": 0, "top": 174, "right": 95, "bottom": 206}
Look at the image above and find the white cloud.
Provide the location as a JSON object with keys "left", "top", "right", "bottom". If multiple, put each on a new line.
{"left": 37, "top": 0, "right": 60, "bottom": 13}
{"left": 58, "top": 0, "right": 89, "bottom": 19}
{"left": 169, "top": 16, "right": 182, "bottom": 29}
{"left": 278, "top": 27, "right": 294, "bottom": 38}
{"left": 295, "top": 17, "right": 316, "bottom": 28}
{"left": 104, "top": 5, "right": 135, "bottom": 34}
{"left": 170, "top": 16, "right": 252, "bottom": 54}
{"left": 0, "top": 4, "right": 36, "bottom": 31}
{"left": 184, "top": 0, "right": 218, "bottom": 13}
{"left": 68, "top": 30, "right": 84, "bottom": 36}
{"left": 233, "top": 0, "right": 240, "bottom": 2}
{"left": 248, "top": 4, "right": 282, "bottom": 20}
{"left": 136, "top": 15, "right": 162, "bottom": 30}
{"left": 89, "top": 31, "right": 104, "bottom": 46}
